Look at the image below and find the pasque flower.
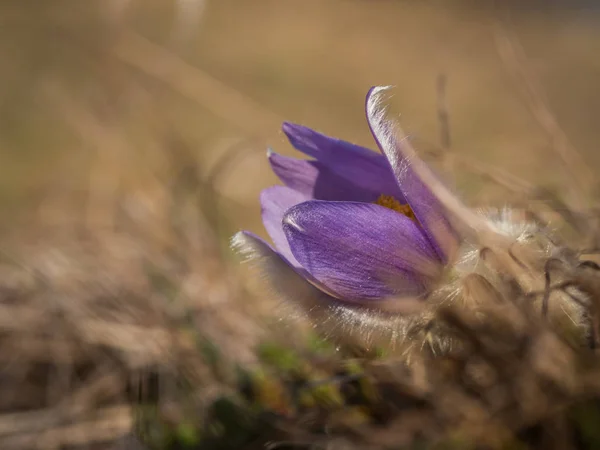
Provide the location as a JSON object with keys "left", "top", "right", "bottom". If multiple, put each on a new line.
{"left": 233, "top": 86, "right": 461, "bottom": 308}
{"left": 232, "top": 86, "right": 591, "bottom": 353}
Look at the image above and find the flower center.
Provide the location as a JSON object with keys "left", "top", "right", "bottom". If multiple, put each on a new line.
{"left": 374, "top": 194, "right": 416, "bottom": 221}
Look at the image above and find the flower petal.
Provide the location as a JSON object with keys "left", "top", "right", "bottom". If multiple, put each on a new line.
{"left": 283, "top": 201, "right": 442, "bottom": 302}
{"left": 260, "top": 186, "right": 309, "bottom": 268}
{"left": 231, "top": 230, "right": 337, "bottom": 303}
{"left": 231, "top": 231, "right": 424, "bottom": 314}
{"left": 268, "top": 150, "right": 392, "bottom": 203}
{"left": 282, "top": 122, "right": 405, "bottom": 201}
{"left": 365, "top": 86, "right": 460, "bottom": 263}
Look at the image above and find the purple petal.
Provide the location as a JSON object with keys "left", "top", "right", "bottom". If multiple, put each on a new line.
{"left": 282, "top": 122, "right": 405, "bottom": 201}
{"left": 269, "top": 150, "right": 390, "bottom": 203}
{"left": 365, "top": 86, "right": 460, "bottom": 263}
{"left": 260, "top": 186, "right": 309, "bottom": 269}
{"left": 234, "top": 230, "right": 342, "bottom": 298}
{"left": 282, "top": 201, "right": 442, "bottom": 302}
{"left": 232, "top": 231, "right": 425, "bottom": 316}
{"left": 232, "top": 230, "right": 339, "bottom": 301}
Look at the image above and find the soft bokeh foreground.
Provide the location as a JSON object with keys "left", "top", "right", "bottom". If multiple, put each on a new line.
{"left": 1, "top": 1, "right": 600, "bottom": 449}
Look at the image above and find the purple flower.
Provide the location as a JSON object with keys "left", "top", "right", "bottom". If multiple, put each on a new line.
{"left": 233, "top": 87, "right": 460, "bottom": 308}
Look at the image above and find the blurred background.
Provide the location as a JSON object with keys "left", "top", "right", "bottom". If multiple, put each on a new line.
{"left": 0, "top": 1, "right": 600, "bottom": 448}
{"left": 1, "top": 0, "right": 599, "bottom": 243}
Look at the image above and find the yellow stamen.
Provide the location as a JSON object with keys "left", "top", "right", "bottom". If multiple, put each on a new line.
{"left": 374, "top": 194, "right": 416, "bottom": 221}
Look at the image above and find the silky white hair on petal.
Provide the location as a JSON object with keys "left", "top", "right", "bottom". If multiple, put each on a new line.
{"left": 231, "top": 231, "right": 436, "bottom": 351}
